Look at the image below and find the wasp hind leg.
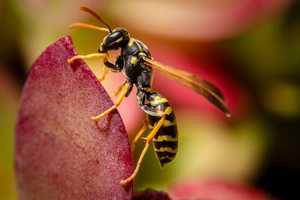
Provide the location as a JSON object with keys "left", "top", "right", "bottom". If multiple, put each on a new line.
{"left": 120, "top": 111, "right": 169, "bottom": 186}
{"left": 91, "top": 82, "right": 132, "bottom": 121}
{"left": 131, "top": 122, "right": 147, "bottom": 153}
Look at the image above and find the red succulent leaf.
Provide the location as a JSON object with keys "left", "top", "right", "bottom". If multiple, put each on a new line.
{"left": 15, "top": 36, "right": 133, "bottom": 200}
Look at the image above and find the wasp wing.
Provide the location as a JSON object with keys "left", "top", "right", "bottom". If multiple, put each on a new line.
{"left": 143, "top": 57, "right": 231, "bottom": 117}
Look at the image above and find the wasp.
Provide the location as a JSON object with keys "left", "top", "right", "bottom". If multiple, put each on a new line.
{"left": 68, "top": 6, "right": 230, "bottom": 186}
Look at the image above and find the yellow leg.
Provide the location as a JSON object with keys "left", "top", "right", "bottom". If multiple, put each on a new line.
{"left": 67, "top": 53, "right": 107, "bottom": 64}
{"left": 91, "top": 82, "right": 131, "bottom": 121}
{"left": 120, "top": 117, "right": 166, "bottom": 186}
{"left": 114, "top": 81, "right": 129, "bottom": 97}
{"left": 98, "top": 66, "right": 109, "bottom": 81}
{"left": 145, "top": 116, "right": 166, "bottom": 143}
{"left": 131, "top": 123, "right": 147, "bottom": 153}
{"left": 114, "top": 84, "right": 123, "bottom": 97}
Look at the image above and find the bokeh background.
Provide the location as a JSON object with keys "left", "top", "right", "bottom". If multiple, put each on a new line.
{"left": 1, "top": 0, "right": 300, "bottom": 199}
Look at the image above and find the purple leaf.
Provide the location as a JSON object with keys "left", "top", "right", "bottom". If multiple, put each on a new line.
{"left": 15, "top": 36, "right": 133, "bottom": 200}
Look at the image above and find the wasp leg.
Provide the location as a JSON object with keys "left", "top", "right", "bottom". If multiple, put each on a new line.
{"left": 114, "top": 82, "right": 125, "bottom": 97}
{"left": 67, "top": 53, "right": 106, "bottom": 64}
{"left": 98, "top": 66, "right": 109, "bottom": 81}
{"left": 91, "top": 82, "right": 131, "bottom": 121}
{"left": 143, "top": 107, "right": 172, "bottom": 142}
{"left": 120, "top": 115, "right": 167, "bottom": 186}
{"left": 114, "top": 81, "right": 133, "bottom": 97}
{"left": 131, "top": 123, "right": 147, "bottom": 153}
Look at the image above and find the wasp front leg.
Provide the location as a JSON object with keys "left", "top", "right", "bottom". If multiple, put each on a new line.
{"left": 97, "top": 66, "right": 109, "bottom": 81}
{"left": 67, "top": 52, "right": 109, "bottom": 81}
{"left": 67, "top": 53, "right": 107, "bottom": 64}
{"left": 91, "top": 81, "right": 132, "bottom": 121}
{"left": 98, "top": 55, "right": 124, "bottom": 81}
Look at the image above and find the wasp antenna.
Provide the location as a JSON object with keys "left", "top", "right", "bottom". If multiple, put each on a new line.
{"left": 80, "top": 6, "right": 112, "bottom": 32}
{"left": 69, "top": 22, "right": 109, "bottom": 33}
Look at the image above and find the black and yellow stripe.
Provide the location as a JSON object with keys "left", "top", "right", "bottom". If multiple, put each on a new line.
{"left": 147, "top": 96, "right": 178, "bottom": 167}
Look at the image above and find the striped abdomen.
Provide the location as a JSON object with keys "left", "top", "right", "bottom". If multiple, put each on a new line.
{"left": 148, "top": 107, "right": 178, "bottom": 167}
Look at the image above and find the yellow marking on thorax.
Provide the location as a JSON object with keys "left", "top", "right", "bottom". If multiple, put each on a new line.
{"left": 154, "top": 147, "right": 177, "bottom": 153}
{"left": 139, "top": 52, "right": 147, "bottom": 57}
{"left": 130, "top": 56, "right": 138, "bottom": 65}
{"left": 153, "top": 135, "right": 177, "bottom": 142}
{"left": 116, "top": 37, "right": 123, "bottom": 43}
{"left": 128, "top": 38, "right": 134, "bottom": 47}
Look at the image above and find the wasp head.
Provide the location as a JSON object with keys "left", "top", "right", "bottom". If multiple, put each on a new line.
{"left": 98, "top": 28, "right": 130, "bottom": 53}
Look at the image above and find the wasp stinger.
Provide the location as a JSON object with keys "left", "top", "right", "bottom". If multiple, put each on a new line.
{"left": 68, "top": 6, "right": 231, "bottom": 186}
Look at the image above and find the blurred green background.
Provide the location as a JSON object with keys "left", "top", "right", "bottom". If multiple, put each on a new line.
{"left": 1, "top": 0, "right": 300, "bottom": 199}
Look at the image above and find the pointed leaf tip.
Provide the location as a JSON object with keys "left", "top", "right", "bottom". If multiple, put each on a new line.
{"left": 15, "top": 36, "right": 133, "bottom": 200}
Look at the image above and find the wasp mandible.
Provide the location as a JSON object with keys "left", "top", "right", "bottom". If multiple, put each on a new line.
{"left": 68, "top": 6, "right": 231, "bottom": 186}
